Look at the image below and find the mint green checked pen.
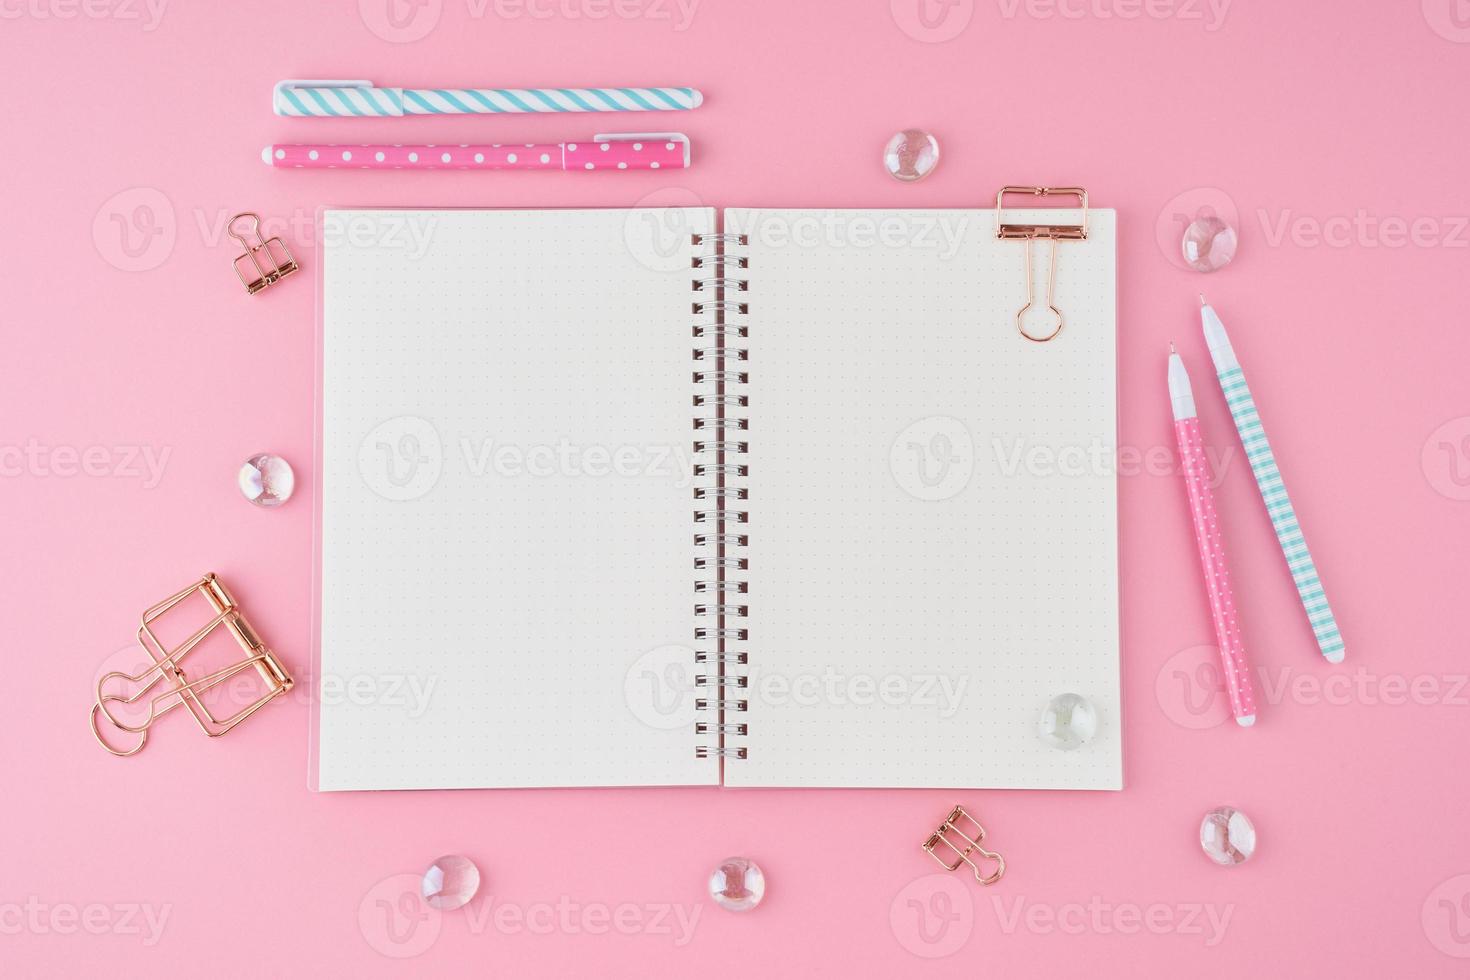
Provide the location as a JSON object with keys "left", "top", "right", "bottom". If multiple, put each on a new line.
{"left": 1200, "top": 297, "right": 1344, "bottom": 662}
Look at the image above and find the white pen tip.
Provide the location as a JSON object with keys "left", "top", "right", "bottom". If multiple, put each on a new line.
{"left": 1169, "top": 341, "right": 1176, "bottom": 354}
{"left": 689, "top": 90, "right": 704, "bottom": 108}
{"left": 261, "top": 145, "right": 272, "bottom": 165}
{"left": 1236, "top": 714, "right": 1256, "bottom": 728}
{"left": 1199, "top": 293, "right": 1207, "bottom": 306}
{"left": 1323, "top": 647, "right": 1346, "bottom": 664}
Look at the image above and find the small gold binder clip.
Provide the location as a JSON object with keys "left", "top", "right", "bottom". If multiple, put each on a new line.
{"left": 228, "top": 212, "right": 299, "bottom": 294}
{"left": 923, "top": 804, "right": 1006, "bottom": 885}
{"left": 90, "top": 574, "right": 293, "bottom": 757}
{"left": 995, "top": 185, "right": 1088, "bottom": 343}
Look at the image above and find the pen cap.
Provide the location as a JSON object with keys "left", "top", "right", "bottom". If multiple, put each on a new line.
{"left": 1200, "top": 301, "right": 1238, "bottom": 374}
{"left": 274, "top": 80, "right": 402, "bottom": 117}
{"left": 1168, "top": 352, "right": 1197, "bottom": 421}
{"left": 587, "top": 133, "right": 691, "bottom": 169}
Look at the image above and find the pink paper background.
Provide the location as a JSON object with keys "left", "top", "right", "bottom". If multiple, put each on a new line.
{"left": 5, "top": 0, "right": 1470, "bottom": 975}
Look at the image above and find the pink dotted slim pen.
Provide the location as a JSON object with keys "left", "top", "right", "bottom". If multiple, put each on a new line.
{"left": 1170, "top": 343, "right": 1257, "bottom": 727}
{"left": 260, "top": 133, "right": 689, "bottom": 172}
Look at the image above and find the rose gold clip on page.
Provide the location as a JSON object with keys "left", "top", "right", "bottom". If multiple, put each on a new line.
{"left": 923, "top": 805, "right": 1006, "bottom": 885}
{"left": 995, "top": 185, "right": 1088, "bottom": 343}
{"left": 89, "top": 574, "right": 293, "bottom": 757}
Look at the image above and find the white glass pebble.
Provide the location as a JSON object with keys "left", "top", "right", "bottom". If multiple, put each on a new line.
{"left": 883, "top": 129, "right": 940, "bottom": 182}
{"left": 1199, "top": 807, "right": 1256, "bottom": 866}
{"left": 709, "top": 857, "right": 765, "bottom": 912}
{"left": 422, "top": 854, "right": 480, "bottom": 910}
{"left": 1181, "top": 214, "right": 1238, "bottom": 272}
{"left": 237, "top": 453, "right": 294, "bottom": 507}
{"left": 1037, "top": 693, "right": 1099, "bottom": 750}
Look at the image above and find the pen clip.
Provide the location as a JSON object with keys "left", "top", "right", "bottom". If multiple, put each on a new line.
{"left": 594, "top": 132, "right": 690, "bottom": 168}
{"left": 273, "top": 79, "right": 374, "bottom": 114}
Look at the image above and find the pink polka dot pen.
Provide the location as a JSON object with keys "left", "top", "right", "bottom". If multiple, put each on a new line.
{"left": 260, "top": 133, "right": 689, "bottom": 172}
{"left": 1170, "top": 343, "right": 1258, "bottom": 727}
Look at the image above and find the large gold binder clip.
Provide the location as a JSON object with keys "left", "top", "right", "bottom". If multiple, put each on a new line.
{"left": 922, "top": 804, "right": 1006, "bottom": 885}
{"left": 228, "top": 212, "right": 299, "bottom": 294}
{"left": 995, "top": 186, "right": 1088, "bottom": 343}
{"left": 90, "top": 574, "right": 293, "bottom": 757}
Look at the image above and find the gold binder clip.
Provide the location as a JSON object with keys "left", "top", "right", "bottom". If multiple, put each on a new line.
{"left": 228, "top": 212, "right": 299, "bottom": 294}
{"left": 995, "top": 186, "right": 1088, "bottom": 343}
{"left": 923, "top": 805, "right": 1006, "bottom": 885}
{"left": 90, "top": 574, "right": 293, "bottom": 757}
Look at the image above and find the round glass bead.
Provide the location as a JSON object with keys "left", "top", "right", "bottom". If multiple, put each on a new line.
{"left": 237, "top": 453, "right": 295, "bottom": 507}
{"left": 883, "top": 129, "right": 940, "bottom": 182}
{"left": 1037, "top": 692, "right": 1099, "bottom": 750}
{"left": 1199, "top": 807, "right": 1256, "bottom": 866}
{"left": 1181, "top": 214, "right": 1238, "bottom": 272}
{"left": 708, "top": 857, "right": 765, "bottom": 912}
{"left": 422, "top": 854, "right": 480, "bottom": 910}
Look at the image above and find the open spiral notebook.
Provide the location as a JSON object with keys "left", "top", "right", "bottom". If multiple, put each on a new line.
{"left": 312, "top": 203, "right": 1119, "bottom": 791}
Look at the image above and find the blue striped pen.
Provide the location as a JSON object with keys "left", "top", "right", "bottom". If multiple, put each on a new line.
{"left": 1201, "top": 296, "right": 1344, "bottom": 663}
{"left": 273, "top": 79, "right": 703, "bottom": 117}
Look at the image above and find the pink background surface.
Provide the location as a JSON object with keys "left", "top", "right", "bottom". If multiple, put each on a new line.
{"left": 5, "top": 0, "right": 1470, "bottom": 975}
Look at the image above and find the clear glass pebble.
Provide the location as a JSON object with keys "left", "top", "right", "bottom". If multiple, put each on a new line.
{"left": 1037, "top": 692, "right": 1099, "bottom": 750}
{"left": 1181, "top": 214, "right": 1238, "bottom": 272}
{"left": 709, "top": 857, "right": 765, "bottom": 912}
{"left": 237, "top": 453, "right": 294, "bottom": 507}
{"left": 1200, "top": 807, "right": 1256, "bottom": 866}
{"left": 422, "top": 854, "right": 480, "bottom": 910}
{"left": 883, "top": 129, "right": 940, "bottom": 182}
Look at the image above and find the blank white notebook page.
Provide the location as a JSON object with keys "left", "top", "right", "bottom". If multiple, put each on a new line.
{"left": 726, "top": 208, "right": 1120, "bottom": 789}
{"left": 318, "top": 208, "right": 717, "bottom": 790}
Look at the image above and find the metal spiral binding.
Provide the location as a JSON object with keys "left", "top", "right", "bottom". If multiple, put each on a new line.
{"left": 692, "top": 232, "right": 749, "bottom": 762}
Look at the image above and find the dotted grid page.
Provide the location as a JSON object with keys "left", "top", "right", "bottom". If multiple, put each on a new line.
{"left": 724, "top": 208, "right": 1120, "bottom": 789}
{"left": 318, "top": 208, "right": 718, "bottom": 790}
